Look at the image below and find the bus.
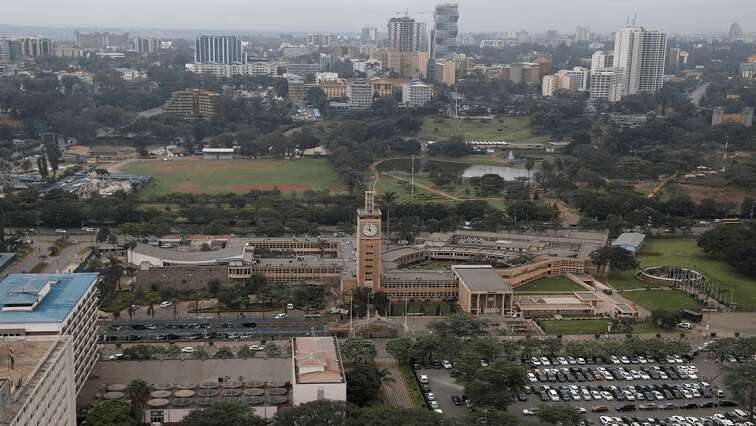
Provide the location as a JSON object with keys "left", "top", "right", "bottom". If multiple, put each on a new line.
{"left": 680, "top": 309, "right": 703, "bottom": 323}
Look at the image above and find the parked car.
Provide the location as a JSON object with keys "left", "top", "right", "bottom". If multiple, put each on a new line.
{"left": 181, "top": 347, "right": 194, "bottom": 353}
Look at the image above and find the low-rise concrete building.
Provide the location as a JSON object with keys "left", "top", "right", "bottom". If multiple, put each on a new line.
{"left": 291, "top": 337, "right": 346, "bottom": 405}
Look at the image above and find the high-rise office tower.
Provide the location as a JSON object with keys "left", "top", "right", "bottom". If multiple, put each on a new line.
{"left": 361, "top": 27, "right": 378, "bottom": 43}
{"left": 19, "top": 37, "right": 52, "bottom": 57}
{"left": 590, "top": 50, "right": 614, "bottom": 72}
{"left": 195, "top": 35, "right": 243, "bottom": 64}
{"left": 728, "top": 22, "right": 744, "bottom": 40}
{"left": 387, "top": 16, "right": 427, "bottom": 52}
{"left": 134, "top": 37, "right": 161, "bottom": 55}
{"left": 575, "top": 26, "right": 592, "bottom": 42}
{"left": 430, "top": 3, "right": 459, "bottom": 61}
{"left": 612, "top": 26, "right": 667, "bottom": 96}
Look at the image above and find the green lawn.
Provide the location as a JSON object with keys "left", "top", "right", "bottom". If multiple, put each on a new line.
{"left": 622, "top": 289, "right": 703, "bottom": 312}
{"left": 418, "top": 116, "right": 551, "bottom": 144}
{"left": 608, "top": 238, "right": 756, "bottom": 306}
{"left": 515, "top": 276, "right": 586, "bottom": 292}
{"left": 540, "top": 319, "right": 669, "bottom": 335}
{"left": 122, "top": 158, "right": 344, "bottom": 198}
{"left": 540, "top": 319, "right": 612, "bottom": 334}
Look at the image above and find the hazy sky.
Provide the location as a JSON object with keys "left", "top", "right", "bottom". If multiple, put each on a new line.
{"left": 2, "top": 0, "right": 754, "bottom": 34}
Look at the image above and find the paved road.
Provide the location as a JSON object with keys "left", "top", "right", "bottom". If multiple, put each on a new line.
{"left": 100, "top": 317, "right": 327, "bottom": 342}
{"left": 1, "top": 235, "right": 93, "bottom": 279}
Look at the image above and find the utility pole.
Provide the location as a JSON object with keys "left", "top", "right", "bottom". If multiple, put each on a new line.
{"left": 410, "top": 155, "right": 415, "bottom": 202}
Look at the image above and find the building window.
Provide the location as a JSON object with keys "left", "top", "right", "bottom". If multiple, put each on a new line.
{"left": 150, "top": 410, "right": 164, "bottom": 423}
{"left": 317, "top": 387, "right": 325, "bottom": 400}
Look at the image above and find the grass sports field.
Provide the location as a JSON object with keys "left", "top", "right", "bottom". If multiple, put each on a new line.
{"left": 515, "top": 276, "right": 586, "bottom": 292}
{"left": 622, "top": 289, "right": 703, "bottom": 312}
{"left": 608, "top": 238, "right": 756, "bottom": 307}
{"left": 418, "top": 116, "right": 551, "bottom": 144}
{"left": 121, "top": 158, "right": 344, "bottom": 197}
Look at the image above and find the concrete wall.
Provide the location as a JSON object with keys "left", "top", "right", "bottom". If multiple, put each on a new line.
{"left": 292, "top": 382, "right": 347, "bottom": 406}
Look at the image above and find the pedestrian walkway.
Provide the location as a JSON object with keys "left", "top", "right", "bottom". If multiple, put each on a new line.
{"left": 376, "top": 357, "right": 415, "bottom": 409}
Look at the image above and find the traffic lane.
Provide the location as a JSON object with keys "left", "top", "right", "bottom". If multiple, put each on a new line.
{"left": 419, "top": 367, "right": 468, "bottom": 417}
{"left": 101, "top": 325, "right": 325, "bottom": 338}
{"left": 104, "top": 316, "right": 324, "bottom": 329}
{"left": 115, "top": 305, "right": 313, "bottom": 321}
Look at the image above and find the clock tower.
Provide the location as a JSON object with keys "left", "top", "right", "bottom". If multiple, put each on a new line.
{"left": 356, "top": 191, "right": 382, "bottom": 292}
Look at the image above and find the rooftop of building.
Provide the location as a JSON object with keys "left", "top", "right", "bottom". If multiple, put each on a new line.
{"left": 0, "top": 336, "right": 70, "bottom": 424}
{"left": 0, "top": 273, "right": 98, "bottom": 325}
{"left": 611, "top": 232, "right": 646, "bottom": 248}
{"left": 131, "top": 243, "right": 247, "bottom": 264}
{"left": 453, "top": 265, "right": 513, "bottom": 293}
{"left": 293, "top": 337, "right": 344, "bottom": 385}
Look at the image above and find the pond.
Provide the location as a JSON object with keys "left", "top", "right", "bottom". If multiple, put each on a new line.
{"left": 377, "top": 158, "right": 532, "bottom": 181}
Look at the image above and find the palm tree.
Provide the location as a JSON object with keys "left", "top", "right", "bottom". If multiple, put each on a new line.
{"left": 524, "top": 157, "right": 536, "bottom": 185}
{"left": 380, "top": 191, "right": 397, "bottom": 242}
{"left": 127, "top": 379, "right": 151, "bottom": 425}
{"left": 376, "top": 367, "right": 395, "bottom": 386}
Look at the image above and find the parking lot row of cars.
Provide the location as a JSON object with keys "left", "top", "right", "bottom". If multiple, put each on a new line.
{"left": 594, "top": 411, "right": 753, "bottom": 426}
{"left": 526, "top": 354, "right": 690, "bottom": 367}
{"left": 524, "top": 381, "right": 725, "bottom": 405}
{"left": 528, "top": 364, "right": 703, "bottom": 384}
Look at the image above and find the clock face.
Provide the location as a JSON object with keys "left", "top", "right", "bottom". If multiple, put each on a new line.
{"left": 362, "top": 223, "right": 378, "bottom": 237}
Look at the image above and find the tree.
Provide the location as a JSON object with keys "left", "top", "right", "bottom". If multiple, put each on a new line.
{"left": 349, "top": 406, "right": 458, "bottom": 425}
{"left": 723, "top": 361, "right": 756, "bottom": 422}
{"left": 264, "top": 341, "right": 281, "bottom": 358}
{"left": 346, "top": 363, "right": 387, "bottom": 406}
{"left": 271, "top": 400, "right": 348, "bottom": 426}
{"left": 536, "top": 403, "right": 585, "bottom": 426}
{"left": 181, "top": 400, "right": 266, "bottom": 426}
{"left": 127, "top": 379, "right": 151, "bottom": 425}
{"left": 429, "top": 314, "right": 489, "bottom": 340}
{"left": 85, "top": 400, "right": 134, "bottom": 426}
{"left": 340, "top": 339, "right": 377, "bottom": 364}
{"left": 461, "top": 360, "right": 526, "bottom": 410}
{"left": 386, "top": 336, "right": 416, "bottom": 365}
{"left": 590, "top": 246, "right": 640, "bottom": 272}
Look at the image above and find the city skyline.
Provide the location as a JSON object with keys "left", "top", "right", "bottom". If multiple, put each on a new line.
{"left": 1, "top": 0, "right": 754, "bottom": 34}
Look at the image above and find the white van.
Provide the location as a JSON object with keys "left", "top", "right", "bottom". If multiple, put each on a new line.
{"left": 419, "top": 375, "right": 429, "bottom": 384}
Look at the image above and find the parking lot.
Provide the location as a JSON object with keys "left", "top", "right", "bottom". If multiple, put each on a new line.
{"left": 410, "top": 352, "right": 753, "bottom": 425}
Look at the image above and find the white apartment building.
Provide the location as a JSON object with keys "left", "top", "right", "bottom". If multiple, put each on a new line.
{"left": 315, "top": 72, "right": 339, "bottom": 83}
{"left": 185, "top": 62, "right": 279, "bottom": 78}
{"left": 589, "top": 68, "right": 624, "bottom": 103}
{"left": 347, "top": 79, "right": 373, "bottom": 109}
{"left": 402, "top": 80, "right": 433, "bottom": 107}
{"left": 560, "top": 67, "right": 590, "bottom": 92}
{"left": 0, "top": 273, "right": 100, "bottom": 394}
{"left": 291, "top": 337, "right": 346, "bottom": 406}
{"left": 591, "top": 50, "right": 614, "bottom": 73}
{"left": 0, "top": 336, "right": 76, "bottom": 426}
{"left": 613, "top": 26, "right": 668, "bottom": 96}
{"left": 542, "top": 74, "right": 574, "bottom": 97}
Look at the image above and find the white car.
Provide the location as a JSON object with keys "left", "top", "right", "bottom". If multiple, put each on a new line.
{"left": 181, "top": 347, "right": 194, "bottom": 353}
{"left": 419, "top": 375, "right": 429, "bottom": 384}
{"left": 274, "top": 313, "right": 288, "bottom": 319}
{"left": 527, "top": 373, "right": 538, "bottom": 383}
{"left": 576, "top": 407, "right": 587, "bottom": 414}
{"left": 540, "top": 357, "right": 550, "bottom": 365}
{"left": 430, "top": 401, "right": 439, "bottom": 409}
{"left": 249, "top": 345, "right": 264, "bottom": 351}
{"left": 523, "top": 408, "right": 538, "bottom": 416}
{"left": 108, "top": 353, "right": 124, "bottom": 360}
{"left": 531, "top": 357, "right": 541, "bottom": 366}
{"left": 610, "top": 356, "right": 621, "bottom": 364}
{"left": 54, "top": 229, "right": 68, "bottom": 234}
{"left": 677, "top": 322, "right": 693, "bottom": 329}
{"left": 433, "top": 409, "right": 443, "bottom": 414}
{"left": 159, "top": 301, "right": 173, "bottom": 308}
{"left": 426, "top": 393, "right": 436, "bottom": 401}
{"left": 442, "top": 360, "right": 453, "bottom": 369}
